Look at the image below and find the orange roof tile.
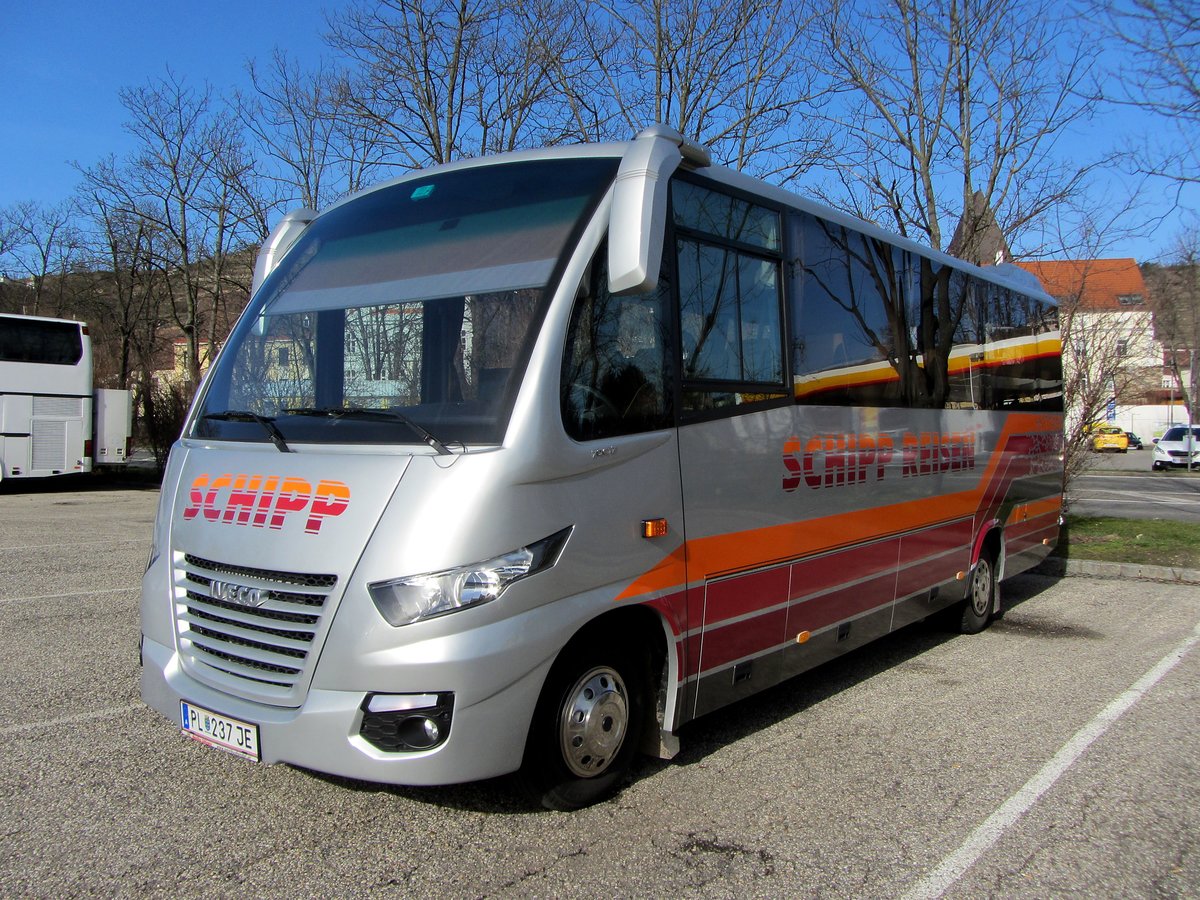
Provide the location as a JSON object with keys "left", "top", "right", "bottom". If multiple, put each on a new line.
{"left": 1014, "top": 259, "right": 1147, "bottom": 311}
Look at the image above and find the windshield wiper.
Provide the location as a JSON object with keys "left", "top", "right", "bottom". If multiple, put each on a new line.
{"left": 201, "top": 410, "right": 293, "bottom": 453}
{"left": 283, "top": 406, "right": 453, "bottom": 456}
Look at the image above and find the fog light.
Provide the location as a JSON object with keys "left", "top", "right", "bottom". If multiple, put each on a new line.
{"left": 396, "top": 716, "right": 441, "bottom": 749}
{"left": 359, "top": 692, "right": 453, "bottom": 753}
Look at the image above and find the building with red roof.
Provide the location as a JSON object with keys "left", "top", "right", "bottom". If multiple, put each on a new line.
{"left": 1015, "top": 258, "right": 1184, "bottom": 439}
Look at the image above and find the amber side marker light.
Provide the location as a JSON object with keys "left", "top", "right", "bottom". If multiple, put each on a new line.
{"left": 641, "top": 518, "right": 669, "bottom": 539}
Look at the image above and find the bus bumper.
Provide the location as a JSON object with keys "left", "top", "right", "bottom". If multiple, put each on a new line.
{"left": 139, "top": 634, "right": 552, "bottom": 786}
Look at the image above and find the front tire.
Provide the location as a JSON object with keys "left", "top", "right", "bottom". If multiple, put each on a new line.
{"left": 520, "top": 637, "right": 649, "bottom": 811}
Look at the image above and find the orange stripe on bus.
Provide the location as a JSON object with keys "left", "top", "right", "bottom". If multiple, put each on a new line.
{"left": 615, "top": 413, "right": 1061, "bottom": 602}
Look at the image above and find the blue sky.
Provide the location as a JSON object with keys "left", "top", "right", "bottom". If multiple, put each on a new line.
{"left": 0, "top": 0, "right": 329, "bottom": 206}
{"left": 0, "top": 1, "right": 1192, "bottom": 264}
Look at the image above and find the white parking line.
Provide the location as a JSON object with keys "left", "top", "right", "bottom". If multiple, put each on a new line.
{"left": 903, "top": 617, "right": 1200, "bottom": 900}
{"left": 0, "top": 703, "right": 145, "bottom": 737}
{"left": 0, "top": 587, "right": 138, "bottom": 603}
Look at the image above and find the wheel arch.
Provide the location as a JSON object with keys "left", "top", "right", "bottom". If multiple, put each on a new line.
{"left": 546, "top": 602, "right": 677, "bottom": 759}
{"left": 971, "top": 522, "right": 1005, "bottom": 614}
{"left": 517, "top": 601, "right": 673, "bottom": 809}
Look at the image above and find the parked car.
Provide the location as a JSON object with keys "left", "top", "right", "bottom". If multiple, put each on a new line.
{"left": 1125, "top": 431, "right": 1144, "bottom": 449}
{"left": 1091, "top": 425, "right": 1129, "bottom": 453}
{"left": 1151, "top": 425, "right": 1200, "bottom": 470}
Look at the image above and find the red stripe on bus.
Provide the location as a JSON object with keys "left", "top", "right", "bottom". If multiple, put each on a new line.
{"left": 788, "top": 537, "right": 901, "bottom": 601}
{"left": 896, "top": 518, "right": 974, "bottom": 567}
{"left": 696, "top": 607, "right": 789, "bottom": 673}
{"left": 787, "top": 572, "right": 897, "bottom": 637}
{"left": 704, "top": 566, "right": 790, "bottom": 624}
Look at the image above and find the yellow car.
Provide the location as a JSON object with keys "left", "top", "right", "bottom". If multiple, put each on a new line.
{"left": 1091, "top": 425, "right": 1129, "bottom": 453}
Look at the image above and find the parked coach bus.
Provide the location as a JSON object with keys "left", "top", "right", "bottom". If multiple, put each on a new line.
{"left": 140, "top": 126, "right": 1064, "bottom": 809}
{"left": 0, "top": 313, "right": 131, "bottom": 481}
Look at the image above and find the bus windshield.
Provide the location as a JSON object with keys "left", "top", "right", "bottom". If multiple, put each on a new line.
{"left": 193, "top": 156, "right": 618, "bottom": 448}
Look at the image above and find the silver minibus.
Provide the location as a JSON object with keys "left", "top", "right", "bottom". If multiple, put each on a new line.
{"left": 140, "top": 126, "right": 1063, "bottom": 809}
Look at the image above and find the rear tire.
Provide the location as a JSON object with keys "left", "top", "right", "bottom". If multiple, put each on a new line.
{"left": 519, "top": 636, "right": 649, "bottom": 811}
{"left": 956, "top": 550, "right": 997, "bottom": 634}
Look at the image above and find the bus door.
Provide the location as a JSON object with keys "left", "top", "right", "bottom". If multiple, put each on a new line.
{"left": 668, "top": 178, "right": 794, "bottom": 720}
{"left": 560, "top": 246, "right": 689, "bottom": 685}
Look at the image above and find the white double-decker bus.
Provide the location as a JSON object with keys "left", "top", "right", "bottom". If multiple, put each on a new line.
{"left": 140, "top": 126, "right": 1063, "bottom": 809}
{"left": 0, "top": 313, "right": 95, "bottom": 480}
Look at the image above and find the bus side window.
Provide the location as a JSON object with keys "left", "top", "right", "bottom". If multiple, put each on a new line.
{"left": 673, "top": 179, "right": 787, "bottom": 414}
{"left": 561, "top": 248, "right": 673, "bottom": 441}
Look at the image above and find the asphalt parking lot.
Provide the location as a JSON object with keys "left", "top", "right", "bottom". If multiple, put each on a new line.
{"left": 2, "top": 479, "right": 1198, "bottom": 898}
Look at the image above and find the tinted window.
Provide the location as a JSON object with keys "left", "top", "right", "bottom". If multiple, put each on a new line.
{"left": 0, "top": 317, "right": 84, "bottom": 365}
{"left": 674, "top": 180, "right": 786, "bottom": 413}
{"left": 791, "top": 210, "right": 1062, "bottom": 412}
{"left": 195, "top": 157, "right": 618, "bottom": 447}
{"left": 561, "top": 246, "right": 673, "bottom": 440}
{"left": 1162, "top": 427, "right": 1200, "bottom": 441}
{"left": 792, "top": 213, "right": 903, "bottom": 405}
{"left": 977, "top": 282, "right": 1062, "bottom": 411}
{"left": 673, "top": 180, "right": 780, "bottom": 251}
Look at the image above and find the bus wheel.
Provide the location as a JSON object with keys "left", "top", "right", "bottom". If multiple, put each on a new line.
{"left": 520, "top": 639, "right": 648, "bottom": 811}
{"left": 958, "top": 551, "right": 997, "bottom": 634}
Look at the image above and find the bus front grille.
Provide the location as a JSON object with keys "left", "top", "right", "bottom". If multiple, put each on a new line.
{"left": 173, "top": 553, "right": 338, "bottom": 704}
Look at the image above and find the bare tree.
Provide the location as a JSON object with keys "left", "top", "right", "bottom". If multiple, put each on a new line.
{"left": 1028, "top": 254, "right": 1159, "bottom": 482}
{"left": 73, "top": 164, "right": 169, "bottom": 391}
{"left": 1060, "top": 300, "right": 1134, "bottom": 482}
{"left": 1145, "top": 231, "right": 1200, "bottom": 420}
{"left": 239, "top": 50, "right": 384, "bottom": 212}
{"left": 326, "top": 0, "right": 582, "bottom": 167}
{"left": 0, "top": 200, "right": 83, "bottom": 316}
{"left": 0, "top": 210, "right": 16, "bottom": 266}
{"left": 1092, "top": 0, "right": 1200, "bottom": 202}
{"left": 811, "top": 0, "right": 1100, "bottom": 256}
{"left": 572, "top": 0, "right": 830, "bottom": 179}
{"left": 115, "top": 72, "right": 264, "bottom": 388}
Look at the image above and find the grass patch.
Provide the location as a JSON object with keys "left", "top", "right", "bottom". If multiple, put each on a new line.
{"left": 1055, "top": 516, "right": 1200, "bottom": 569}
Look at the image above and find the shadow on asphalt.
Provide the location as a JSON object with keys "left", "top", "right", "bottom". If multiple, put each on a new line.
{"left": 0, "top": 464, "right": 162, "bottom": 494}
{"left": 299, "top": 571, "right": 1062, "bottom": 815}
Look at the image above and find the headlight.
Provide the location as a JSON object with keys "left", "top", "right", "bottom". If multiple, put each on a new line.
{"left": 368, "top": 527, "right": 572, "bottom": 626}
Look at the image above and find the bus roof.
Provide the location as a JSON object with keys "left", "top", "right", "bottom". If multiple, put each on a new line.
{"left": 0, "top": 312, "right": 88, "bottom": 328}
{"left": 308, "top": 133, "right": 1056, "bottom": 307}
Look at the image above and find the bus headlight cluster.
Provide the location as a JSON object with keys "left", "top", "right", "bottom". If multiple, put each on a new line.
{"left": 369, "top": 527, "right": 571, "bottom": 626}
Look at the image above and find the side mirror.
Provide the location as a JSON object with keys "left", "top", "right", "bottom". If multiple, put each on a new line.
{"left": 608, "top": 126, "right": 710, "bottom": 295}
{"left": 252, "top": 207, "right": 318, "bottom": 298}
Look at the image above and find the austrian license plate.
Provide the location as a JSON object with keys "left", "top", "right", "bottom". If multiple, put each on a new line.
{"left": 180, "top": 701, "right": 260, "bottom": 762}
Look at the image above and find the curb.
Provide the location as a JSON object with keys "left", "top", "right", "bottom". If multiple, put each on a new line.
{"left": 1033, "top": 556, "right": 1200, "bottom": 585}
